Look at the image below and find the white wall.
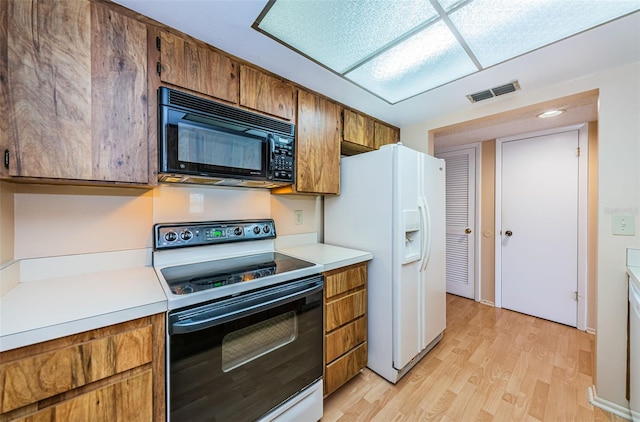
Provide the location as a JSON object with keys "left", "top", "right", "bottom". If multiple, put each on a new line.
{"left": 6, "top": 184, "right": 321, "bottom": 261}
{"left": 402, "top": 61, "right": 640, "bottom": 408}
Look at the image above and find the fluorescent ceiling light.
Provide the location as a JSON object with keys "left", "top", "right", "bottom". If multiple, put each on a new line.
{"left": 254, "top": 0, "right": 640, "bottom": 104}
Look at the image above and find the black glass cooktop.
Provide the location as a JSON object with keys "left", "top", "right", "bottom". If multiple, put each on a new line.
{"left": 160, "top": 252, "right": 315, "bottom": 295}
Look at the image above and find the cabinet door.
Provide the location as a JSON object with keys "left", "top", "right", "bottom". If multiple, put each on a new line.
{"left": 91, "top": 2, "right": 148, "bottom": 183}
{"left": 374, "top": 121, "right": 399, "bottom": 149}
{"left": 342, "top": 109, "right": 374, "bottom": 150}
{"left": 158, "top": 31, "right": 238, "bottom": 104}
{"left": 240, "top": 65, "right": 295, "bottom": 121}
{"left": 2, "top": 0, "right": 149, "bottom": 184}
{"left": 295, "top": 90, "right": 340, "bottom": 194}
{"left": 3, "top": 0, "right": 92, "bottom": 179}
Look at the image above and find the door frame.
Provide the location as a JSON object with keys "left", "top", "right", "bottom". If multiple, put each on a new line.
{"left": 435, "top": 142, "right": 481, "bottom": 302}
{"left": 495, "top": 124, "right": 588, "bottom": 330}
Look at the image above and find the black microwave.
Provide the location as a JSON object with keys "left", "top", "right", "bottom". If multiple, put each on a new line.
{"left": 158, "top": 87, "right": 295, "bottom": 188}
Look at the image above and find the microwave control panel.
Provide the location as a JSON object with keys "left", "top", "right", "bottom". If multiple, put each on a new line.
{"left": 154, "top": 219, "right": 276, "bottom": 250}
{"left": 272, "top": 137, "right": 294, "bottom": 182}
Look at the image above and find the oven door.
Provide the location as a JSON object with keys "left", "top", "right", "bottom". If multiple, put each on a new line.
{"left": 168, "top": 276, "right": 324, "bottom": 422}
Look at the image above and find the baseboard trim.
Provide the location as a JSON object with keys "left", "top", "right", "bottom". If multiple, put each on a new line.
{"left": 587, "top": 385, "right": 632, "bottom": 420}
{"left": 586, "top": 327, "right": 596, "bottom": 335}
{"left": 479, "top": 299, "right": 495, "bottom": 307}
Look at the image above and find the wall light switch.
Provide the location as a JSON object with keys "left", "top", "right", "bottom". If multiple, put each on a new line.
{"left": 612, "top": 214, "right": 635, "bottom": 236}
{"left": 294, "top": 210, "right": 303, "bottom": 225}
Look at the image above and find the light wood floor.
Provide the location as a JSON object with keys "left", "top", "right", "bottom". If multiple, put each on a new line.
{"left": 323, "top": 294, "right": 627, "bottom": 421}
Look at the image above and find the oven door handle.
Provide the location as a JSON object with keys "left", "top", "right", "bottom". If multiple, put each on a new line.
{"left": 170, "top": 279, "right": 323, "bottom": 334}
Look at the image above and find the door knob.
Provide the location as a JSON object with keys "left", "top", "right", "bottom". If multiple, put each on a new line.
{"left": 505, "top": 230, "right": 513, "bottom": 237}
{"left": 465, "top": 228, "right": 472, "bottom": 234}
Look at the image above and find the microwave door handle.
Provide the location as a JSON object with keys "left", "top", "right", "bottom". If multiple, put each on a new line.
{"left": 268, "top": 134, "right": 275, "bottom": 179}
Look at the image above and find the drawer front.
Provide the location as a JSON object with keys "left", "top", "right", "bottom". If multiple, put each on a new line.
{"left": 325, "top": 289, "right": 366, "bottom": 332}
{"left": 12, "top": 370, "right": 153, "bottom": 422}
{"left": 325, "top": 263, "right": 367, "bottom": 299}
{"left": 325, "top": 317, "right": 367, "bottom": 363}
{"left": 324, "top": 342, "right": 367, "bottom": 396}
{"left": 0, "top": 325, "right": 153, "bottom": 413}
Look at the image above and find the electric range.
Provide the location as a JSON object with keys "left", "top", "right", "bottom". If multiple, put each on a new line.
{"left": 152, "top": 219, "right": 325, "bottom": 422}
{"left": 152, "top": 219, "right": 322, "bottom": 311}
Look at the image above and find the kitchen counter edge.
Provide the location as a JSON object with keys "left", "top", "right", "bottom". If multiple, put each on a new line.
{"left": 277, "top": 242, "right": 373, "bottom": 272}
{"left": 0, "top": 251, "right": 167, "bottom": 353}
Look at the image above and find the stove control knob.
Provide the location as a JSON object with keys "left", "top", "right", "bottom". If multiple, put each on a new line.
{"left": 263, "top": 225, "right": 271, "bottom": 234}
{"left": 165, "top": 231, "right": 178, "bottom": 242}
{"left": 234, "top": 227, "right": 243, "bottom": 236}
{"left": 253, "top": 226, "right": 261, "bottom": 235}
{"left": 181, "top": 230, "right": 193, "bottom": 241}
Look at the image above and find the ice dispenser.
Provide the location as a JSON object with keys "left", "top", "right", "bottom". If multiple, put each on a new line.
{"left": 402, "top": 209, "right": 421, "bottom": 263}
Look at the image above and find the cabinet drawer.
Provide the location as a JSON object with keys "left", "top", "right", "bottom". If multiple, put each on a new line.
{"left": 0, "top": 325, "right": 153, "bottom": 413}
{"left": 325, "top": 263, "right": 367, "bottom": 299}
{"left": 12, "top": 370, "right": 153, "bottom": 422}
{"left": 325, "top": 317, "right": 367, "bottom": 363}
{"left": 325, "top": 289, "right": 366, "bottom": 332}
{"left": 324, "top": 342, "right": 367, "bottom": 396}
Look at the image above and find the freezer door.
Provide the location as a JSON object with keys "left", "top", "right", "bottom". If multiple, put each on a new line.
{"left": 392, "top": 146, "right": 422, "bottom": 370}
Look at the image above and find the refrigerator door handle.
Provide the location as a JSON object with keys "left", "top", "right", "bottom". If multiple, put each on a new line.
{"left": 419, "top": 195, "right": 432, "bottom": 272}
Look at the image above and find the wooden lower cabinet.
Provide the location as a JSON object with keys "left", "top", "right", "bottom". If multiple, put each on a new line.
{"left": 323, "top": 262, "right": 368, "bottom": 396}
{"left": 0, "top": 314, "right": 165, "bottom": 422}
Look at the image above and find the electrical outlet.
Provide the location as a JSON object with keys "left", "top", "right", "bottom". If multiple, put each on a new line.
{"left": 612, "top": 214, "right": 635, "bottom": 236}
{"left": 294, "top": 210, "right": 303, "bottom": 225}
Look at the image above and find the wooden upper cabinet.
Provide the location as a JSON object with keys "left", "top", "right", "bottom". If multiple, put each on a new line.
{"left": 295, "top": 90, "right": 340, "bottom": 195}
{"left": 1, "top": 0, "right": 149, "bottom": 184}
{"left": 374, "top": 121, "right": 399, "bottom": 149}
{"left": 342, "top": 109, "right": 375, "bottom": 154}
{"left": 240, "top": 65, "right": 295, "bottom": 122}
{"left": 91, "top": 2, "right": 148, "bottom": 183}
{"left": 157, "top": 31, "right": 238, "bottom": 104}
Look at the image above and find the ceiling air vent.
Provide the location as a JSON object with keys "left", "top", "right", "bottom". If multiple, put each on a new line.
{"left": 466, "top": 80, "right": 521, "bottom": 103}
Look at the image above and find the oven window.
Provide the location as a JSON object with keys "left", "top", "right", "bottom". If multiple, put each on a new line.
{"left": 178, "top": 121, "right": 263, "bottom": 170}
{"left": 169, "top": 287, "right": 322, "bottom": 422}
{"left": 222, "top": 311, "right": 297, "bottom": 372}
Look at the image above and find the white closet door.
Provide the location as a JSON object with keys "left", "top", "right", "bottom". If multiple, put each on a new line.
{"left": 436, "top": 148, "right": 476, "bottom": 299}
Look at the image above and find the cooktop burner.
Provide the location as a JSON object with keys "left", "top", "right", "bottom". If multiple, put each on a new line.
{"left": 160, "top": 252, "right": 315, "bottom": 296}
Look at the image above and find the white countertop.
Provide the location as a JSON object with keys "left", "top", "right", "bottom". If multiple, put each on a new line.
{"left": 0, "top": 249, "right": 167, "bottom": 352}
{"left": 278, "top": 242, "right": 372, "bottom": 272}
{"left": 0, "top": 239, "right": 372, "bottom": 353}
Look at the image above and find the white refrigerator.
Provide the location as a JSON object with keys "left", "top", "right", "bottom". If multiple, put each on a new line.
{"left": 324, "top": 143, "right": 446, "bottom": 383}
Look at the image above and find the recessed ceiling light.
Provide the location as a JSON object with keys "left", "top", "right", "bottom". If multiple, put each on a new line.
{"left": 537, "top": 109, "right": 566, "bottom": 118}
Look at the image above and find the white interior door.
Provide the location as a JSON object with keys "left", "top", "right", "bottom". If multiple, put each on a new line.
{"left": 499, "top": 130, "right": 579, "bottom": 327}
{"left": 436, "top": 148, "right": 476, "bottom": 299}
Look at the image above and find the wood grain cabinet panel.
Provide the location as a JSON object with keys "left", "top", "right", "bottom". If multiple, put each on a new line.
{"left": 0, "top": 0, "right": 150, "bottom": 184}
{"left": 240, "top": 65, "right": 295, "bottom": 122}
{"left": 12, "top": 370, "right": 153, "bottom": 422}
{"left": 91, "top": 2, "right": 148, "bottom": 183}
{"left": 158, "top": 31, "right": 238, "bottom": 104}
{"left": 325, "top": 317, "right": 367, "bottom": 363}
{"left": 374, "top": 121, "right": 399, "bottom": 149}
{"left": 325, "top": 263, "right": 367, "bottom": 298}
{"left": 325, "top": 342, "right": 368, "bottom": 396}
{"left": 342, "top": 109, "right": 375, "bottom": 155}
{"left": 0, "top": 326, "right": 152, "bottom": 413}
{"left": 2, "top": 0, "right": 92, "bottom": 180}
{"left": 323, "top": 262, "right": 368, "bottom": 396}
{"left": 0, "top": 314, "right": 165, "bottom": 422}
{"left": 294, "top": 90, "right": 340, "bottom": 194}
